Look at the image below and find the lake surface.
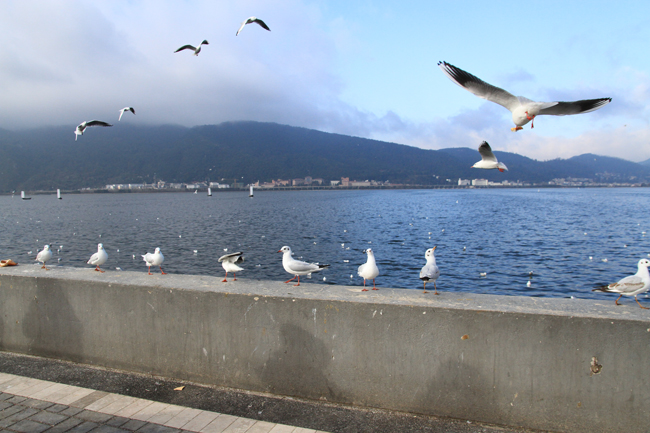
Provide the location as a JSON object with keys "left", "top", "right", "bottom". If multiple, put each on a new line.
{"left": 1, "top": 188, "right": 649, "bottom": 300}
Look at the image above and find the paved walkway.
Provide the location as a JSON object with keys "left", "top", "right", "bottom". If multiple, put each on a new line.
{"left": 0, "top": 373, "right": 324, "bottom": 433}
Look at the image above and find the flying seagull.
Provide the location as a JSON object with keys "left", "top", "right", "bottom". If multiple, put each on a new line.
{"left": 278, "top": 246, "right": 329, "bottom": 286}
{"left": 236, "top": 17, "right": 271, "bottom": 36}
{"left": 593, "top": 258, "right": 650, "bottom": 309}
{"left": 218, "top": 251, "right": 244, "bottom": 282}
{"left": 438, "top": 61, "right": 612, "bottom": 131}
{"left": 473, "top": 141, "right": 508, "bottom": 172}
{"left": 174, "top": 40, "right": 209, "bottom": 56}
{"left": 118, "top": 107, "right": 135, "bottom": 121}
{"left": 74, "top": 120, "right": 112, "bottom": 141}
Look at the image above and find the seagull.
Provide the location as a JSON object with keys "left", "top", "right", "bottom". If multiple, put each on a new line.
{"left": 358, "top": 248, "right": 380, "bottom": 291}
{"left": 118, "top": 107, "right": 135, "bottom": 121}
{"left": 74, "top": 120, "right": 112, "bottom": 141}
{"left": 592, "top": 258, "right": 650, "bottom": 309}
{"left": 473, "top": 141, "right": 508, "bottom": 172}
{"left": 236, "top": 16, "right": 271, "bottom": 36}
{"left": 419, "top": 247, "right": 440, "bottom": 294}
{"left": 174, "top": 40, "right": 209, "bottom": 56}
{"left": 278, "top": 246, "right": 329, "bottom": 286}
{"left": 142, "top": 247, "right": 166, "bottom": 275}
{"left": 438, "top": 61, "right": 612, "bottom": 131}
{"left": 218, "top": 251, "right": 244, "bottom": 282}
{"left": 87, "top": 243, "right": 108, "bottom": 273}
{"left": 35, "top": 245, "right": 52, "bottom": 270}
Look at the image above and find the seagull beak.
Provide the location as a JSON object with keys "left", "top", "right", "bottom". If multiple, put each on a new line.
{"left": 433, "top": 246, "right": 437, "bottom": 251}
{"left": 277, "top": 250, "right": 282, "bottom": 253}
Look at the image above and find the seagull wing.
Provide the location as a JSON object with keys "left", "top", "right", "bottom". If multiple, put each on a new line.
{"left": 288, "top": 260, "right": 321, "bottom": 273}
{"left": 477, "top": 141, "right": 498, "bottom": 163}
{"left": 85, "top": 120, "right": 112, "bottom": 128}
{"left": 236, "top": 21, "right": 247, "bottom": 36}
{"left": 88, "top": 252, "right": 99, "bottom": 265}
{"left": 538, "top": 98, "right": 612, "bottom": 116}
{"left": 606, "top": 275, "right": 644, "bottom": 294}
{"left": 218, "top": 252, "right": 243, "bottom": 262}
{"left": 253, "top": 18, "right": 270, "bottom": 31}
{"left": 174, "top": 45, "right": 196, "bottom": 53}
{"left": 438, "top": 61, "right": 520, "bottom": 112}
{"left": 420, "top": 263, "right": 440, "bottom": 280}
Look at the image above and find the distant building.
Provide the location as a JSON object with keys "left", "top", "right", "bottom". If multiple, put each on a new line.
{"left": 472, "top": 179, "right": 488, "bottom": 186}
{"left": 458, "top": 179, "right": 470, "bottom": 186}
{"left": 304, "top": 176, "right": 313, "bottom": 185}
{"left": 312, "top": 178, "right": 324, "bottom": 185}
{"left": 330, "top": 180, "right": 340, "bottom": 186}
{"left": 292, "top": 178, "right": 305, "bottom": 186}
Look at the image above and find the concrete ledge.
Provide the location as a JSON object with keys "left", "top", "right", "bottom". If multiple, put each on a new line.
{"left": 0, "top": 266, "right": 649, "bottom": 432}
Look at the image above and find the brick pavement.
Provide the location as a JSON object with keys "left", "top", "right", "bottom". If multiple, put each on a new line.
{"left": 0, "top": 373, "right": 323, "bottom": 433}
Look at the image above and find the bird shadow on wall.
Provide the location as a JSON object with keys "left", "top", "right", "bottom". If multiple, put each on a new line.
{"left": 21, "top": 281, "right": 84, "bottom": 363}
{"left": 257, "top": 323, "right": 342, "bottom": 402}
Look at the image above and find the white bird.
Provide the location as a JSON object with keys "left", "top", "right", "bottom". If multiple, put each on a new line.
{"left": 74, "top": 120, "right": 112, "bottom": 141}
{"left": 35, "top": 245, "right": 52, "bottom": 270}
{"left": 218, "top": 251, "right": 244, "bottom": 282}
{"left": 236, "top": 16, "right": 271, "bottom": 36}
{"left": 358, "top": 248, "right": 380, "bottom": 291}
{"left": 419, "top": 247, "right": 440, "bottom": 294}
{"left": 118, "top": 107, "right": 135, "bottom": 121}
{"left": 174, "top": 40, "right": 209, "bottom": 56}
{"left": 142, "top": 247, "right": 166, "bottom": 275}
{"left": 87, "top": 243, "right": 108, "bottom": 273}
{"left": 278, "top": 246, "right": 329, "bottom": 286}
{"left": 593, "top": 259, "right": 650, "bottom": 309}
{"left": 438, "top": 61, "right": 612, "bottom": 131}
{"left": 473, "top": 141, "right": 508, "bottom": 172}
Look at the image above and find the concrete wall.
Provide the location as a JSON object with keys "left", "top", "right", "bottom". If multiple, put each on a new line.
{"left": 0, "top": 266, "right": 649, "bottom": 432}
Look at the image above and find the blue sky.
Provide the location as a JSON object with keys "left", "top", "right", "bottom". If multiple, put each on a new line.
{"left": 1, "top": 0, "right": 648, "bottom": 161}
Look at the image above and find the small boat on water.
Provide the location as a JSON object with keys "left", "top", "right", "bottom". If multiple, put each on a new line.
{"left": 208, "top": 187, "right": 212, "bottom": 197}
{"left": 57, "top": 189, "right": 62, "bottom": 199}
{"left": 249, "top": 185, "right": 254, "bottom": 198}
{"left": 21, "top": 191, "right": 31, "bottom": 200}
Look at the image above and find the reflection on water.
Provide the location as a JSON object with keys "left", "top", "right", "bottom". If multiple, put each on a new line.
{"left": 1, "top": 188, "right": 649, "bottom": 299}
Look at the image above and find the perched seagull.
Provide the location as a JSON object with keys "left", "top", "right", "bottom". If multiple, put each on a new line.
{"left": 236, "top": 16, "right": 271, "bottom": 36}
{"left": 592, "top": 259, "right": 650, "bottom": 309}
{"left": 419, "top": 247, "right": 440, "bottom": 294}
{"left": 35, "top": 245, "right": 53, "bottom": 270}
{"left": 142, "top": 247, "right": 166, "bottom": 275}
{"left": 87, "top": 243, "right": 108, "bottom": 273}
{"left": 218, "top": 251, "right": 244, "bottom": 282}
{"left": 358, "top": 248, "right": 380, "bottom": 291}
{"left": 438, "top": 61, "right": 612, "bottom": 131}
{"left": 118, "top": 107, "right": 135, "bottom": 121}
{"left": 278, "top": 246, "right": 329, "bottom": 286}
{"left": 473, "top": 141, "right": 508, "bottom": 172}
{"left": 174, "top": 40, "right": 209, "bottom": 56}
{"left": 74, "top": 120, "right": 112, "bottom": 141}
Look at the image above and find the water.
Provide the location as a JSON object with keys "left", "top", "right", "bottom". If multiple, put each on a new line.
{"left": 1, "top": 188, "right": 649, "bottom": 299}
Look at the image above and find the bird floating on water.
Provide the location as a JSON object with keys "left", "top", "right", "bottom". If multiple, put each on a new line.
{"left": 278, "top": 246, "right": 329, "bottom": 286}
{"left": 593, "top": 259, "right": 650, "bottom": 309}
{"left": 118, "top": 107, "right": 135, "bottom": 121}
{"left": 236, "top": 17, "right": 271, "bottom": 36}
{"left": 142, "top": 247, "right": 166, "bottom": 275}
{"left": 87, "top": 243, "right": 108, "bottom": 272}
{"left": 419, "top": 247, "right": 440, "bottom": 294}
{"left": 174, "top": 40, "right": 209, "bottom": 56}
{"left": 438, "top": 61, "right": 611, "bottom": 131}
{"left": 74, "top": 120, "right": 112, "bottom": 141}
{"left": 358, "top": 248, "right": 380, "bottom": 291}
{"left": 219, "top": 251, "right": 244, "bottom": 282}
{"left": 473, "top": 141, "right": 508, "bottom": 172}
{"left": 36, "top": 245, "right": 52, "bottom": 270}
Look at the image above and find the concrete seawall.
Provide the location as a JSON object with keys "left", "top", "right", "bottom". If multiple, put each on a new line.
{"left": 0, "top": 266, "right": 648, "bottom": 432}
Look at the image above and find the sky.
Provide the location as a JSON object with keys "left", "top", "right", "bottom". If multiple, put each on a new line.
{"left": 1, "top": 0, "right": 649, "bottom": 162}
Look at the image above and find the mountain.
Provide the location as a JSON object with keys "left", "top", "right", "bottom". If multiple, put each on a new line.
{"left": 0, "top": 121, "right": 648, "bottom": 193}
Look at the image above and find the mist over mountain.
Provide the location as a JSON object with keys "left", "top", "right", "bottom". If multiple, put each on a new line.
{"left": 0, "top": 121, "right": 648, "bottom": 193}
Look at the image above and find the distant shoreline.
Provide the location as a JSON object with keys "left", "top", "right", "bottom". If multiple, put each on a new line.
{"left": 3, "top": 183, "right": 648, "bottom": 196}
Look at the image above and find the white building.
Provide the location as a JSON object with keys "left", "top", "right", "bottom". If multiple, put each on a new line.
{"left": 458, "top": 179, "right": 470, "bottom": 186}
{"left": 472, "top": 179, "right": 488, "bottom": 186}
